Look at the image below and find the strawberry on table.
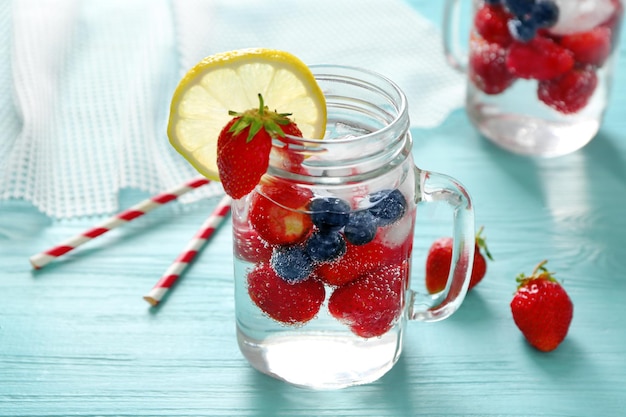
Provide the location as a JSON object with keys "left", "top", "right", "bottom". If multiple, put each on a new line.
{"left": 424, "top": 237, "right": 452, "bottom": 293}
{"left": 217, "top": 94, "right": 303, "bottom": 199}
{"left": 425, "top": 226, "right": 492, "bottom": 294}
{"left": 247, "top": 263, "right": 325, "bottom": 325}
{"left": 510, "top": 260, "right": 574, "bottom": 352}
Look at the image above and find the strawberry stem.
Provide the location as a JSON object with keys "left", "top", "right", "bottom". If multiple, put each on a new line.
{"left": 516, "top": 260, "right": 557, "bottom": 289}
{"left": 258, "top": 93, "right": 265, "bottom": 116}
{"left": 475, "top": 225, "right": 493, "bottom": 261}
{"left": 226, "top": 94, "right": 295, "bottom": 143}
{"left": 531, "top": 260, "right": 548, "bottom": 276}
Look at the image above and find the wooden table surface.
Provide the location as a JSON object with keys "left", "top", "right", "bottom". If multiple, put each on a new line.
{"left": 2, "top": 1, "right": 626, "bottom": 416}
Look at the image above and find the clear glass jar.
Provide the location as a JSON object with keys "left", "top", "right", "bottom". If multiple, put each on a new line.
{"left": 445, "top": 0, "right": 624, "bottom": 157}
{"left": 232, "top": 65, "right": 475, "bottom": 389}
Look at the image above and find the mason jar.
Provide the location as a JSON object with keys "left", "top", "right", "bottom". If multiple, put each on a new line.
{"left": 232, "top": 65, "right": 475, "bottom": 389}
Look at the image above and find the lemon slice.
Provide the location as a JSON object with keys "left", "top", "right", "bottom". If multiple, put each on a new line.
{"left": 168, "top": 48, "right": 327, "bottom": 180}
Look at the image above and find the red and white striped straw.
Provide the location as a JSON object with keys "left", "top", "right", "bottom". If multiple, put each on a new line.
{"left": 143, "top": 194, "right": 232, "bottom": 307}
{"left": 29, "top": 177, "right": 210, "bottom": 269}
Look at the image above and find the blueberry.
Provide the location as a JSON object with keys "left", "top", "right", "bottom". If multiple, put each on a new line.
{"left": 270, "top": 246, "right": 313, "bottom": 282}
{"left": 503, "top": 0, "right": 535, "bottom": 18}
{"left": 344, "top": 210, "right": 378, "bottom": 245}
{"left": 368, "top": 189, "right": 407, "bottom": 227}
{"left": 305, "top": 231, "right": 346, "bottom": 262}
{"left": 309, "top": 197, "right": 351, "bottom": 232}
{"left": 508, "top": 18, "right": 537, "bottom": 42}
{"left": 532, "top": 1, "right": 559, "bottom": 28}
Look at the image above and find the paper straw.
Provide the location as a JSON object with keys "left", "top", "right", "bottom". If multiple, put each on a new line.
{"left": 29, "top": 177, "right": 210, "bottom": 269}
{"left": 143, "top": 194, "right": 232, "bottom": 306}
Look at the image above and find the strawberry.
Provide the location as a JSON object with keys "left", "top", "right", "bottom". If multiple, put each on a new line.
{"left": 249, "top": 179, "right": 314, "bottom": 245}
{"left": 424, "top": 237, "right": 452, "bottom": 293}
{"left": 602, "top": 0, "right": 624, "bottom": 52}
{"left": 537, "top": 67, "right": 598, "bottom": 114}
{"left": 272, "top": 128, "right": 307, "bottom": 174}
{"left": 469, "top": 227, "right": 492, "bottom": 289}
{"left": 506, "top": 36, "right": 574, "bottom": 80}
{"left": 233, "top": 225, "right": 273, "bottom": 264}
{"left": 425, "top": 226, "right": 492, "bottom": 294}
{"left": 328, "top": 263, "right": 407, "bottom": 338}
{"left": 474, "top": 4, "right": 514, "bottom": 46}
{"left": 247, "top": 263, "right": 325, "bottom": 325}
{"left": 510, "top": 261, "right": 573, "bottom": 352}
{"left": 559, "top": 26, "right": 612, "bottom": 67}
{"left": 316, "top": 234, "right": 405, "bottom": 287}
{"left": 316, "top": 240, "right": 384, "bottom": 287}
{"left": 217, "top": 94, "right": 303, "bottom": 199}
{"left": 469, "top": 37, "right": 516, "bottom": 95}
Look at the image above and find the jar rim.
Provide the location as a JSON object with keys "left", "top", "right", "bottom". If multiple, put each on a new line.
{"left": 283, "top": 64, "right": 409, "bottom": 145}
{"left": 267, "top": 64, "right": 411, "bottom": 184}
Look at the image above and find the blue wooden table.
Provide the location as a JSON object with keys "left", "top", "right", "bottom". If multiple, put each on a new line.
{"left": 2, "top": 1, "right": 626, "bottom": 416}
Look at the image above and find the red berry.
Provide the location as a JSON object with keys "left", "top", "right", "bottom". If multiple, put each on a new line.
{"left": 601, "top": 0, "right": 624, "bottom": 53}
{"left": 469, "top": 38, "right": 516, "bottom": 94}
{"left": 538, "top": 67, "right": 598, "bottom": 114}
{"left": 328, "top": 263, "right": 407, "bottom": 338}
{"left": 425, "top": 227, "right": 492, "bottom": 294}
{"left": 233, "top": 224, "right": 273, "bottom": 264}
{"left": 506, "top": 37, "right": 574, "bottom": 80}
{"left": 316, "top": 232, "right": 407, "bottom": 287}
{"left": 272, "top": 123, "right": 307, "bottom": 173}
{"left": 247, "top": 263, "right": 325, "bottom": 325}
{"left": 469, "top": 248, "right": 487, "bottom": 290}
{"left": 474, "top": 4, "right": 514, "bottom": 46}
{"left": 469, "top": 226, "right": 492, "bottom": 289}
{"left": 559, "top": 26, "right": 612, "bottom": 67}
{"left": 217, "top": 118, "right": 272, "bottom": 199}
{"left": 316, "top": 240, "right": 385, "bottom": 286}
{"left": 510, "top": 261, "right": 573, "bottom": 352}
{"left": 249, "top": 180, "right": 313, "bottom": 245}
{"left": 424, "top": 237, "right": 453, "bottom": 294}
{"left": 217, "top": 94, "right": 303, "bottom": 199}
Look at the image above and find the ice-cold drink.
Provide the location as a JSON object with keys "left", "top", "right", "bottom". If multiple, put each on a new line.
{"left": 231, "top": 65, "right": 475, "bottom": 389}
{"left": 233, "top": 181, "right": 416, "bottom": 389}
{"left": 446, "top": 0, "right": 624, "bottom": 156}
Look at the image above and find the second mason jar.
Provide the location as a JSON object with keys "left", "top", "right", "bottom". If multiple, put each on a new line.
{"left": 444, "top": 0, "right": 624, "bottom": 157}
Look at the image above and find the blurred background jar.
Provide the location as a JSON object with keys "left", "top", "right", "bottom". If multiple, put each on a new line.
{"left": 444, "top": 0, "right": 624, "bottom": 157}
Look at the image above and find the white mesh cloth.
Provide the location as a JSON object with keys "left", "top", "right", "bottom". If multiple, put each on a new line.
{"left": 0, "top": 0, "right": 464, "bottom": 218}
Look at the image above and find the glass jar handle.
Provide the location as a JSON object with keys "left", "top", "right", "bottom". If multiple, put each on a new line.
{"left": 409, "top": 168, "right": 475, "bottom": 322}
{"left": 443, "top": 0, "right": 468, "bottom": 73}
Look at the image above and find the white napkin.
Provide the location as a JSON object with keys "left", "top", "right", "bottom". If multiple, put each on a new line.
{"left": 0, "top": 0, "right": 464, "bottom": 218}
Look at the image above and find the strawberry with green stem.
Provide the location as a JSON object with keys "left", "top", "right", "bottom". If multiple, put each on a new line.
{"left": 425, "top": 226, "right": 493, "bottom": 294}
{"left": 217, "top": 94, "right": 303, "bottom": 199}
{"left": 510, "top": 260, "right": 574, "bottom": 352}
